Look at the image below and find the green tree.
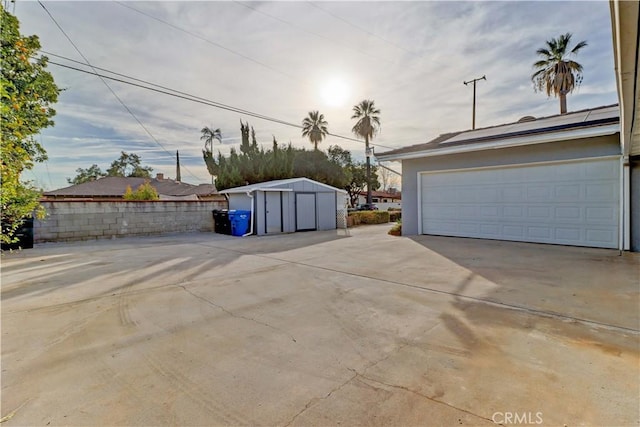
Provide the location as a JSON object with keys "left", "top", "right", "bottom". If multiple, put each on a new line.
{"left": 206, "top": 121, "right": 349, "bottom": 191}
{"left": 106, "top": 151, "right": 152, "bottom": 178}
{"left": 532, "top": 33, "right": 587, "bottom": 114}
{"left": 292, "top": 148, "right": 347, "bottom": 189}
{"left": 301, "top": 110, "right": 328, "bottom": 151}
{"left": 201, "top": 126, "right": 222, "bottom": 183}
{"left": 328, "top": 145, "right": 379, "bottom": 207}
{"left": 67, "top": 164, "right": 106, "bottom": 185}
{"left": 123, "top": 181, "right": 159, "bottom": 201}
{"left": 1, "top": 5, "right": 60, "bottom": 245}
{"left": 351, "top": 100, "right": 380, "bottom": 205}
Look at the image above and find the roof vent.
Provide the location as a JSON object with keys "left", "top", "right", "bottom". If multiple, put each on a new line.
{"left": 517, "top": 115, "right": 536, "bottom": 123}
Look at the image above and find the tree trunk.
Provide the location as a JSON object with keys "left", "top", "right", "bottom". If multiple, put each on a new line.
{"left": 560, "top": 92, "right": 567, "bottom": 114}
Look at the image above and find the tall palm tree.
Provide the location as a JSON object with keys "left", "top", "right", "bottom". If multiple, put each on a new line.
{"left": 201, "top": 126, "right": 222, "bottom": 153}
{"left": 301, "top": 111, "right": 329, "bottom": 151}
{"left": 531, "top": 33, "right": 587, "bottom": 114}
{"left": 201, "top": 126, "right": 222, "bottom": 184}
{"left": 351, "top": 99, "right": 381, "bottom": 205}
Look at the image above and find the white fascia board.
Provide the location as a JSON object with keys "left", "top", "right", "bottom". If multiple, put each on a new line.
{"left": 220, "top": 188, "right": 292, "bottom": 194}
{"left": 376, "top": 124, "right": 620, "bottom": 161}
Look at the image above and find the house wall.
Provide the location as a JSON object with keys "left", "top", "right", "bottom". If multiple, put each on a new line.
{"left": 35, "top": 200, "right": 226, "bottom": 243}
{"left": 631, "top": 156, "right": 640, "bottom": 251}
{"left": 400, "top": 135, "right": 621, "bottom": 235}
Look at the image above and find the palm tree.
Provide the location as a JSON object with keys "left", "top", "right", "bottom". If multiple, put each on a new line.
{"left": 201, "top": 126, "right": 222, "bottom": 153}
{"left": 201, "top": 126, "right": 222, "bottom": 184}
{"left": 531, "top": 33, "right": 587, "bottom": 114}
{"left": 301, "top": 111, "right": 329, "bottom": 151}
{"left": 351, "top": 99, "right": 381, "bottom": 205}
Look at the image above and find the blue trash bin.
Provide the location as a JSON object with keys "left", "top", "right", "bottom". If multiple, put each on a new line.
{"left": 229, "top": 210, "right": 251, "bottom": 236}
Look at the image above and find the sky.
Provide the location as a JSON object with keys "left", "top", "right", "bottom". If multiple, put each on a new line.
{"left": 13, "top": 0, "right": 619, "bottom": 190}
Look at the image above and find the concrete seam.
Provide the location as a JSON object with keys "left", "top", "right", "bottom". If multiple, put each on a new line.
{"left": 191, "top": 244, "right": 639, "bottom": 335}
{"left": 266, "top": 261, "right": 640, "bottom": 335}
{"left": 356, "top": 374, "right": 498, "bottom": 425}
{"left": 175, "top": 284, "right": 297, "bottom": 343}
{"left": 283, "top": 371, "right": 358, "bottom": 427}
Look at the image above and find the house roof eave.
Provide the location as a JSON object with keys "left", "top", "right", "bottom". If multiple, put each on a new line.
{"left": 376, "top": 123, "right": 620, "bottom": 161}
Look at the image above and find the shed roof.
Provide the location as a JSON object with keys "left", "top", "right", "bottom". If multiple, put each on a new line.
{"left": 45, "top": 176, "right": 218, "bottom": 198}
{"left": 219, "top": 177, "right": 347, "bottom": 194}
{"left": 376, "top": 104, "right": 620, "bottom": 161}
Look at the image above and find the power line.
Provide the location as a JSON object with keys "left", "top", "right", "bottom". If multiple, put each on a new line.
{"left": 232, "top": 0, "right": 393, "bottom": 65}
{"left": 307, "top": 2, "right": 423, "bottom": 59}
{"left": 37, "top": 1, "right": 204, "bottom": 182}
{"left": 114, "top": 1, "right": 302, "bottom": 86}
{"left": 39, "top": 52, "right": 396, "bottom": 150}
{"left": 40, "top": 51, "right": 303, "bottom": 128}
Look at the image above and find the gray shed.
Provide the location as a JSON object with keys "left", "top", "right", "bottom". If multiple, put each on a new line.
{"left": 219, "top": 178, "right": 348, "bottom": 235}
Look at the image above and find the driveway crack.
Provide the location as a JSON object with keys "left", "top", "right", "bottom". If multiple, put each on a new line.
{"left": 175, "top": 284, "right": 297, "bottom": 343}
{"left": 283, "top": 370, "right": 358, "bottom": 427}
{"left": 356, "top": 373, "right": 495, "bottom": 424}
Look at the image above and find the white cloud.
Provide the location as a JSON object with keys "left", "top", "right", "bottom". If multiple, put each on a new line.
{"left": 14, "top": 0, "right": 618, "bottom": 189}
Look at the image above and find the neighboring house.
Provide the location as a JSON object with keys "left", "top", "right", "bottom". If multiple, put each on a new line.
{"left": 219, "top": 177, "right": 348, "bottom": 235}
{"left": 376, "top": 105, "right": 631, "bottom": 250}
{"left": 357, "top": 190, "right": 402, "bottom": 210}
{"left": 43, "top": 174, "right": 222, "bottom": 201}
{"left": 610, "top": 0, "right": 640, "bottom": 251}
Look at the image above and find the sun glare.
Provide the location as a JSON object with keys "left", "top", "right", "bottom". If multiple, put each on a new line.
{"left": 320, "top": 78, "right": 350, "bottom": 107}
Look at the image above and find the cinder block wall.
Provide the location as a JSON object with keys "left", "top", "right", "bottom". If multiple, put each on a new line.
{"left": 35, "top": 200, "right": 227, "bottom": 243}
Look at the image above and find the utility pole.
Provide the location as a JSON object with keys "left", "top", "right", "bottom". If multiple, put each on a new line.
{"left": 463, "top": 75, "right": 486, "bottom": 130}
{"left": 176, "top": 150, "right": 181, "bottom": 182}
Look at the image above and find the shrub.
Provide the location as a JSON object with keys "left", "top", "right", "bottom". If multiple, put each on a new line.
{"left": 348, "top": 210, "right": 389, "bottom": 225}
{"left": 123, "top": 181, "right": 159, "bottom": 201}
{"left": 388, "top": 219, "right": 402, "bottom": 236}
{"left": 389, "top": 211, "right": 401, "bottom": 222}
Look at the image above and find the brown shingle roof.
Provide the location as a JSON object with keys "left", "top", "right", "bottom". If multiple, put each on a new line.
{"left": 44, "top": 176, "right": 218, "bottom": 198}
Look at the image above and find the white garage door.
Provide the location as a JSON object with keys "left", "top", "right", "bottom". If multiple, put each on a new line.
{"left": 420, "top": 158, "right": 620, "bottom": 248}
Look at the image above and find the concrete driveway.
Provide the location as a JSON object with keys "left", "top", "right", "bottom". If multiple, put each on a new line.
{"left": 2, "top": 225, "right": 639, "bottom": 426}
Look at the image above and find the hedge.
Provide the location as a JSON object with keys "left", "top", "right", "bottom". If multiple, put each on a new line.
{"left": 389, "top": 211, "right": 401, "bottom": 222}
{"left": 348, "top": 210, "right": 390, "bottom": 225}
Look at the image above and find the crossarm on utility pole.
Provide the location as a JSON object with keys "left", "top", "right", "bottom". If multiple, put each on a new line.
{"left": 463, "top": 75, "right": 486, "bottom": 130}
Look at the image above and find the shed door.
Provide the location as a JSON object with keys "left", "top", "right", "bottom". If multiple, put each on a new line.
{"left": 420, "top": 158, "right": 619, "bottom": 249}
{"left": 265, "top": 192, "right": 282, "bottom": 234}
{"left": 296, "top": 193, "right": 317, "bottom": 231}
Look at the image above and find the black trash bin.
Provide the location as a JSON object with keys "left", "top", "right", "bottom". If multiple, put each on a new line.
{"left": 212, "top": 209, "right": 231, "bottom": 235}
{"left": 1, "top": 217, "right": 34, "bottom": 250}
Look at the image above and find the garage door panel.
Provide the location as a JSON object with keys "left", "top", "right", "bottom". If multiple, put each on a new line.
{"left": 503, "top": 206, "right": 524, "bottom": 218}
{"left": 555, "top": 207, "right": 582, "bottom": 220}
{"left": 587, "top": 160, "right": 618, "bottom": 179}
{"left": 503, "top": 225, "right": 525, "bottom": 238}
{"left": 420, "top": 158, "right": 619, "bottom": 248}
{"left": 555, "top": 184, "right": 581, "bottom": 200}
{"left": 586, "top": 183, "right": 617, "bottom": 201}
{"left": 528, "top": 226, "right": 551, "bottom": 239}
{"left": 503, "top": 186, "right": 525, "bottom": 202}
{"left": 527, "top": 185, "right": 551, "bottom": 200}
{"left": 586, "top": 228, "right": 616, "bottom": 244}
{"left": 528, "top": 206, "right": 552, "bottom": 219}
{"left": 585, "top": 206, "right": 616, "bottom": 221}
